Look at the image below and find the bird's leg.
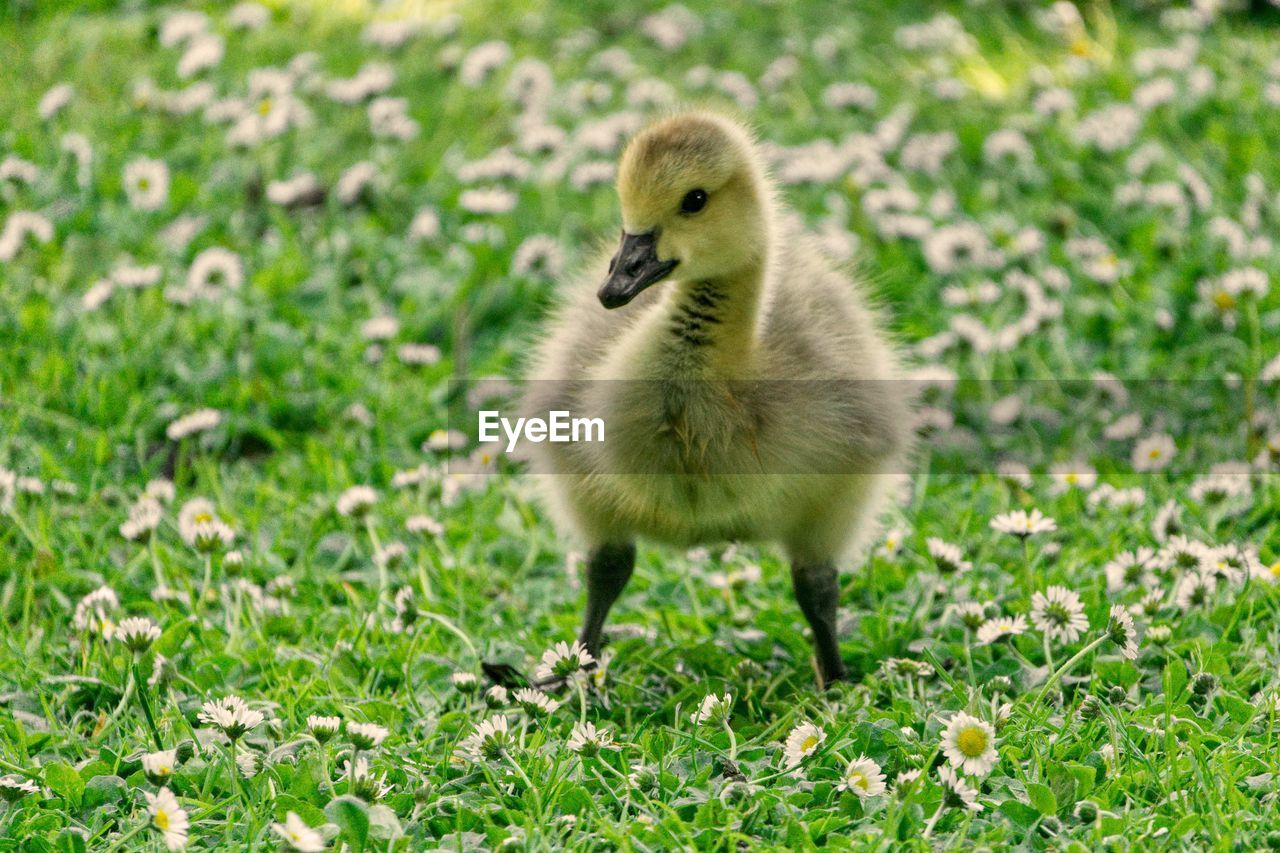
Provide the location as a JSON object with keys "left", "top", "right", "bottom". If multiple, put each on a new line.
{"left": 790, "top": 561, "right": 848, "bottom": 688}
{"left": 578, "top": 542, "right": 636, "bottom": 658}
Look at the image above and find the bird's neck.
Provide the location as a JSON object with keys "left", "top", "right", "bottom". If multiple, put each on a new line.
{"left": 663, "top": 259, "right": 767, "bottom": 377}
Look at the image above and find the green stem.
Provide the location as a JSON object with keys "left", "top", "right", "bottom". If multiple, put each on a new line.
{"left": 504, "top": 754, "right": 544, "bottom": 818}
{"left": 1029, "top": 634, "right": 1109, "bottom": 709}
{"left": 133, "top": 661, "right": 164, "bottom": 751}
{"left": 228, "top": 739, "right": 247, "bottom": 805}
{"left": 722, "top": 719, "right": 738, "bottom": 762}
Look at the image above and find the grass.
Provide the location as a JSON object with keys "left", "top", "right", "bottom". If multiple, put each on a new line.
{"left": 2, "top": 0, "right": 1280, "bottom": 849}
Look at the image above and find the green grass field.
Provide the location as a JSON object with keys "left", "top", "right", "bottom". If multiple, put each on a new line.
{"left": 3, "top": 0, "right": 1280, "bottom": 849}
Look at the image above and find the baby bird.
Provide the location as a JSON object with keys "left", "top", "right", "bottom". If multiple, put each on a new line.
{"left": 524, "top": 110, "right": 912, "bottom": 687}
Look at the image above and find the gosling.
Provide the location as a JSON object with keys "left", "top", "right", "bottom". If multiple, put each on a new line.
{"left": 523, "top": 110, "right": 912, "bottom": 687}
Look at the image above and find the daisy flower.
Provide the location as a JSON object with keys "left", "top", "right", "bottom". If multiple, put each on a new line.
{"left": 346, "top": 722, "right": 389, "bottom": 750}
{"left": 512, "top": 688, "right": 560, "bottom": 716}
{"left": 1049, "top": 461, "right": 1097, "bottom": 493}
{"left": 123, "top": 158, "right": 170, "bottom": 211}
{"left": 782, "top": 721, "right": 826, "bottom": 768}
{"left": 306, "top": 715, "right": 340, "bottom": 743}
{"left": 567, "top": 721, "right": 615, "bottom": 756}
{"left": 144, "top": 787, "right": 190, "bottom": 851}
{"left": 940, "top": 711, "right": 998, "bottom": 776}
{"left": 0, "top": 775, "right": 40, "bottom": 802}
{"left": 457, "top": 716, "right": 513, "bottom": 763}
{"left": 534, "top": 640, "right": 595, "bottom": 681}
{"left": 1029, "top": 586, "right": 1089, "bottom": 643}
{"left": 989, "top": 509, "right": 1057, "bottom": 538}
{"left": 1174, "top": 571, "right": 1216, "bottom": 610}
{"left": 116, "top": 617, "right": 161, "bottom": 655}
{"left": 73, "top": 585, "right": 119, "bottom": 638}
{"left": 485, "top": 685, "right": 509, "bottom": 708}
{"left": 1105, "top": 548, "right": 1158, "bottom": 592}
{"left": 335, "top": 486, "right": 378, "bottom": 517}
{"left": 271, "top": 812, "right": 326, "bottom": 852}
{"left": 690, "top": 692, "right": 732, "bottom": 726}
{"left": 1158, "top": 535, "right": 1209, "bottom": 573}
{"left": 184, "top": 247, "right": 244, "bottom": 297}
{"left": 938, "top": 766, "right": 983, "bottom": 812}
{"left": 1106, "top": 605, "right": 1140, "bottom": 660}
{"left": 339, "top": 756, "right": 391, "bottom": 801}
{"left": 837, "top": 756, "right": 887, "bottom": 798}
{"left": 198, "top": 695, "right": 264, "bottom": 741}
{"left": 949, "top": 601, "right": 989, "bottom": 631}
{"left": 976, "top": 615, "right": 1028, "bottom": 645}
{"left": 926, "top": 537, "right": 971, "bottom": 575}
{"left": 451, "top": 672, "right": 479, "bottom": 693}
{"left": 1131, "top": 434, "right": 1176, "bottom": 472}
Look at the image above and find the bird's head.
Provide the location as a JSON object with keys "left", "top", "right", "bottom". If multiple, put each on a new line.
{"left": 598, "top": 111, "right": 770, "bottom": 309}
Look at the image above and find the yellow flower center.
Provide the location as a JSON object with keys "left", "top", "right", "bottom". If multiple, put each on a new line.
{"left": 1213, "top": 290, "right": 1236, "bottom": 311}
{"left": 1064, "top": 473, "right": 1078, "bottom": 484}
{"left": 801, "top": 735, "right": 819, "bottom": 752}
{"left": 956, "top": 727, "right": 989, "bottom": 757}
{"left": 258, "top": 97, "right": 273, "bottom": 116}
{"left": 848, "top": 771, "right": 868, "bottom": 791}
{"left": 1069, "top": 38, "right": 1090, "bottom": 57}
{"left": 138, "top": 178, "right": 150, "bottom": 190}
{"left": 1269, "top": 561, "right": 1280, "bottom": 578}
{"left": 195, "top": 511, "right": 213, "bottom": 523}
{"left": 154, "top": 810, "right": 170, "bottom": 830}
{"left": 1148, "top": 449, "right": 1162, "bottom": 460}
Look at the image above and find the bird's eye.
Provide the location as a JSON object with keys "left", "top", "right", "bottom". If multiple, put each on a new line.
{"left": 680, "top": 188, "right": 708, "bottom": 215}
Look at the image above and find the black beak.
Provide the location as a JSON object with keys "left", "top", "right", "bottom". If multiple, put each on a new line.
{"left": 598, "top": 231, "right": 679, "bottom": 309}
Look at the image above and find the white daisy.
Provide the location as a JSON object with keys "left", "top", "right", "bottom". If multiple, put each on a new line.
{"left": 1106, "top": 605, "right": 1140, "bottom": 660}
{"left": 116, "top": 617, "right": 161, "bottom": 654}
{"left": 938, "top": 766, "right": 983, "bottom": 812}
{"left": 1104, "top": 548, "right": 1158, "bottom": 592}
{"left": 926, "top": 537, "right": 971, "bottom": 575}
{"left": 306, "top": 715, "right": 340, "bottom": 743}
{"left": 837, "top": 756, "right": 887, "bottom": 798}
{"left": 512, "top": 688, "right": 560, "bottom": 716}
{"left": 198, "top": 695, "right": 264, "bottom": 740}
{"left": 566, "top": 721, "right": 615, "bottom": 756}
{"left": 690, "top": 692, "right": 732, "bottom": 726}
{"left": 976, "top": 615, "right": 1028, "bottom": 645}
{"left": 1029, "top": 586, "right": 1089, "bottom": 643}
{"left": 144, "top": 787, "right": 190, "bottom": 850}
{"left": 989, "top": 509, "right": 1057, "bottom": 537}
{"left": 457, "top": 716, "right": 513, "bottom": 763}
{"left": 782, "top": 721, "right": 826, "bottom": 768}
{"left": 1049, "top": 461, "right": 1098, "bottom": 493}
{"left": 335, "top": 486, "right": 378, "bottom": 517}
{"left": 346, "top": 722, "right": 389, "bottom": 750}
{"left": 940, "top": 711, "right": 998, "bottom": 776}
{"left": 0, "top": 775, "right": 40, "bottom": 802}
{"left": 451, "top": 672, "right": 479, "bottom": 693}
{"left": 165, "top": 408, "right": 221, "bottom": 441}
{"left": 1174, "top": 571, "right": 1217, "bottom": 610}
{"left": 271, "top": 812, "right": 326, "bottom": 852}
{"left": 123, "top": 158, "right": 170, "bottom": 211}
{"left": 533, "top": 640, "right": 595, "bottom": 681}
{"left": 1131, "top": 434, "right": 1176, "bottom": 471}
{"left": 184, "top": 247, "right": 244, "bottom": 299}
